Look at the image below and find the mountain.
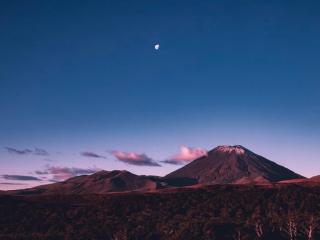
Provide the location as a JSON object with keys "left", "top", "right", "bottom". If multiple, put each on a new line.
{"left": 12, "top": 170, "right": 159, "bottom": 195}
{"left": 0, "top": 145, "right": 316, "bottom": 240}
{"left": 166, "top": 145, "right": 304, "bottom": 184}
{"left": 310, "top": 175, "right": 320, "bottom": 182}
{"left": 10, "top": 170, "right": 198, "bottom": 195}
{"left": 7, "top": 145, "right": 306, "bottom": 195}
{"left": 278, "top": 175, "right": 320, "bottom": 185}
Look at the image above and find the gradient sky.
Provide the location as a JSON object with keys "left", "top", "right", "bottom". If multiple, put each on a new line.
{"left": 1, "top": 0, "right": 320, "bottom": 190}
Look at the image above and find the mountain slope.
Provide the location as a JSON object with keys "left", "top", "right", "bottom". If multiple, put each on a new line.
{"left": 310, "top": 175, "right": 320, "bottom": 182}
{"left": 166, "top": 145, "right": 304, "bottom": 184}
{"left": 12, "top": 170, "right": 159, "bottom": 195}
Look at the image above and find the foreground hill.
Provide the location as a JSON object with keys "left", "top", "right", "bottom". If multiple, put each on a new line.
{"left": 1, "top": 183, "right": 320, "bottom": 240}
{"left": 166, "top": 145, "right": 304, "bottom": 184}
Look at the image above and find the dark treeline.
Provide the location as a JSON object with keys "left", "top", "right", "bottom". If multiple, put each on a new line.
{"left": 0, "top": 184, "right": 320, "bottom": 240}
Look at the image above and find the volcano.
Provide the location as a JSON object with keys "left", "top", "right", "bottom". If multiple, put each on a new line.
{"left": 166, "top": 145, "right": 304, "bottom": 184}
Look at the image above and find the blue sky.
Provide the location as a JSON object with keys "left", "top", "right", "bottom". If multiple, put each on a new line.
{"left": 1, "top": 0, "right": 320, "bottom": 189}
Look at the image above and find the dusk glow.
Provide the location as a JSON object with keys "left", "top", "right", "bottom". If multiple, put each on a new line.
{"left": 1, "top": 1, "right": 320, "bottom": 190}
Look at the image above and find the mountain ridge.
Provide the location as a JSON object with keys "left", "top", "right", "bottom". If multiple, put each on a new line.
{"left": 6, "top": 145, "right": 306, "bottom": 194}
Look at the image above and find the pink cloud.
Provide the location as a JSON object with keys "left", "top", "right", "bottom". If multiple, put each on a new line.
{"left": 111, "top": 151, "right": 161, "bottom": 166}
{"left": 35, "top": 166, "right": 101, "bottom": 182}
{"left": 163, "top": 145, "right": 207, "bottom": 165}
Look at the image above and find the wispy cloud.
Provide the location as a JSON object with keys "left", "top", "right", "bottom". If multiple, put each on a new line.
{"left": 111, "top": 151, "right": 161, "bottom": 166}
{"left": 43, "top": 158, "right": 54, "bottom": 162}
{"left": 2, "top": 175, "right": 41, "bottom": 181}
{"left": 5, "top": 147, "right": 32, "bottom": 155}
{"left": 34, "top": 148, "right": 49, "bottom": 156}
{"left": 35, "top": 166, "right": 101, "bottom": 181}
{"left": 81, "top": 151, "right": 106, "bottom": 159}
{"left": 5, "top": 147, "right": 49, "bottom": 156}
{"left": 162, "top": 145, "right": 207, "bottom": 165}
{"left": 0, "top": 182, "right": 26, "bottom": 185}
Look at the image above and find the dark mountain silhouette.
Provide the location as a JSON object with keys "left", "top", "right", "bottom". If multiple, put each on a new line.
{"left": 166, "top": 145, "right": 304, "bottom": 184}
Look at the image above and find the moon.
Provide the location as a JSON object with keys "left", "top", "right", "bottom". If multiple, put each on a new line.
{"left": 154, "top": 44, "right": 160, "bottom": 50}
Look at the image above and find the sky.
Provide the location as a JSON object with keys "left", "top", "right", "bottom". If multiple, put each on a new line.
{"left": 0, "top": 0, "right": 320, "bottom": 190}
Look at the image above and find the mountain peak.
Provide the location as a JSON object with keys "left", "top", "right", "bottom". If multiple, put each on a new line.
{"left": 214, "top": 145, "right": 247, "bottom": 155}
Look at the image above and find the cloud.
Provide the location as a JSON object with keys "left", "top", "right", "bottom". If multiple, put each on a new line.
{"left": 81, "top": 151, "right": 106, "bottom": 159}
{"left": 34, "top": 148, "right": 49, "bottom": 156}
{"left": 35, "top": 166, "right": 101, "bottom": 181}
{"left": 43, "top": 158, "right": 54, "bottom": 162}
{"left": 162, "top": 146, "right": 207, "bottom": 165}
{"left": 5, "top": 147, "right": 49, "bottom": 156}
{"left": 2, "top": 175, "right": 41, "bottom": 181}
{"left": 35, "top": 170, "right": 49, "bottom": 175}
{"left": 0, "top": 182, "right": 25, "bottom": 185}
{"left": 111, "top": 151, "right": 161, "bottom": 166}
{"left": 5, "top": 147, "right": 32, "bottom": 155}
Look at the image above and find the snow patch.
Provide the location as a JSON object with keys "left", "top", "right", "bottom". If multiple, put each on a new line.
{"left": 216, "top": 145, "right": 245, "bottom": 155}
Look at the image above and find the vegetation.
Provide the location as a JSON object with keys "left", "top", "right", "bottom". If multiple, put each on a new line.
{"left": 0, "top": 184, "right": 320, "bottom": 240}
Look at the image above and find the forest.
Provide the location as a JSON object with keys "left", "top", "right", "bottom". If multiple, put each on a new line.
{"left": 0, "top": 183, "right": 320, "bottom": 240}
